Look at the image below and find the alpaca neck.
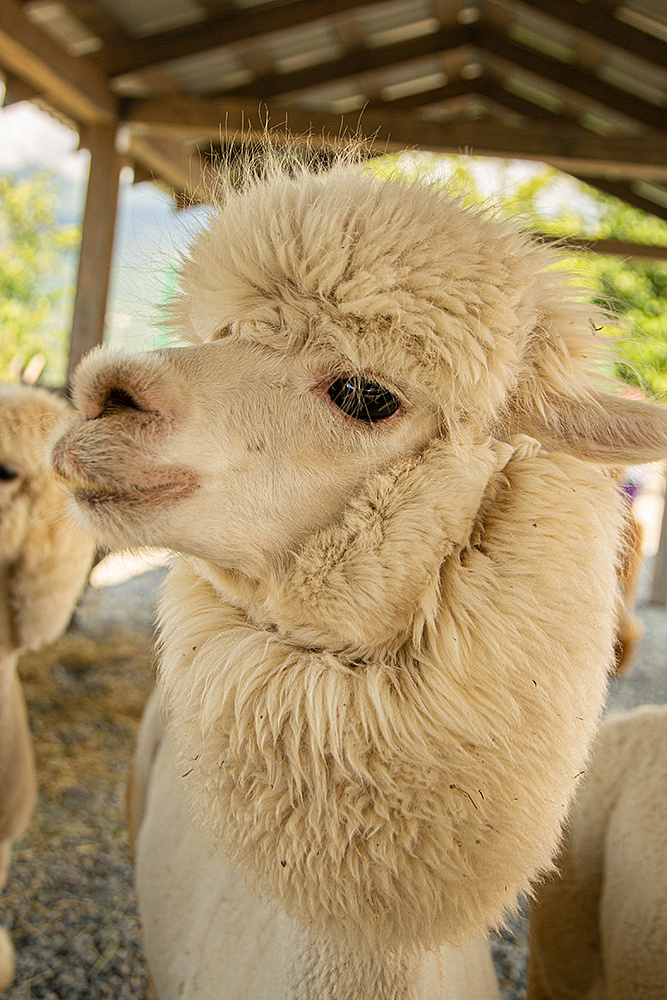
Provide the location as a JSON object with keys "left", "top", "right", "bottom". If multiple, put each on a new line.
{"left": 284, "top": 932, "right": 499, "bottom": 1000}
{"left": 285, "top": 934, "right": 426, "bottom": 1000}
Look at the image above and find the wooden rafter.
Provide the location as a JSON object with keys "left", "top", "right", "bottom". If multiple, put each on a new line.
{"left": 104, "top": 0, "right": 380, "bottom": 78}
{"left": 540, "top": 236, "right": 667, "bottom": 261}
{"left": 0, "top": 0, "right": 115, "bottom": 123}
{"left": 472, "top": 24, "right": 667, "bottom": 132}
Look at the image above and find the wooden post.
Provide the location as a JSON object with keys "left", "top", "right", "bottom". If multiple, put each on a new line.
{"left": 67, "top": 125, "right": 123, "bottom": 383}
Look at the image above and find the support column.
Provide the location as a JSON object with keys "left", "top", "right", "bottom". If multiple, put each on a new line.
{"left": 67, "top": 124, "right": 123, "bottom": 384}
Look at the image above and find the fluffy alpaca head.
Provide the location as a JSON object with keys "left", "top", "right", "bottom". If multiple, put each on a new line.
{"left": 51, "top": 154, "right": 667, "bottom": 950}
{"left": 0, "top": 383, "right": 95, "bottom": 651}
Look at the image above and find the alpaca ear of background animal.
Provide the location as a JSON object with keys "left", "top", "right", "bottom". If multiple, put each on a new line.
{"left": 8, "top": 474, "right": 96, "bottom": 651}
{"left": 508, "top": 389, "right": 667, "bottom": 465}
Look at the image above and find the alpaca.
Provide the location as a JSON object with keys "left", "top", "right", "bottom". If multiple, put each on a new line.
{"left": 0, "top": 383, "right": 95, "bottom": 992}
{"left": 526, "top": 704, "right": 667, "bottom": 1000}
{"left": 51, "top": 155, "right": 667, "bottom": 1000}
{"left": 614, "top": 503, "right": 644, "bottom": 671}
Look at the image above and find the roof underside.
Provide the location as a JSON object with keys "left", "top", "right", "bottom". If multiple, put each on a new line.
{"left": 1, "top": 0, "right": 667, "bottom": 221}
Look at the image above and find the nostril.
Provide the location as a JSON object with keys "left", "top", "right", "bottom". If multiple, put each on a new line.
{"left": 73, "top": 349, "right": 185, "bottom": 423}
{"left": 101, "top": 386, "right": 147, "bottom": 415}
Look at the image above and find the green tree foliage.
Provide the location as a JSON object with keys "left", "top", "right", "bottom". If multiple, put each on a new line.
{"left": 0, "top": 172, "right": 79, "bottom": 384}
{"left": 495, "top": 167, "right": 667, "bottom": 397}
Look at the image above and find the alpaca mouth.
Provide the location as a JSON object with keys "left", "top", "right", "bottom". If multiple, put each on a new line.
{"left": 51, "top": 435, "right": 198, "bottom": 510}
{"left": 73, "top": 475, "right": 198, "bottom": 509}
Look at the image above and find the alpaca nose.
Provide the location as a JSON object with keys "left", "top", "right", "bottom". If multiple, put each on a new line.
{"left": 96, "top": 385, "right": 148, "bottom": 417}
{"left": 72, "top": 348, "right": 186, "bottom": 425}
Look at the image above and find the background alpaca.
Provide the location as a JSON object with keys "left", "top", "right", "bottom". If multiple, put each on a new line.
{"left": 51, "top": 156, "right": 667, "bottom": 999}
{"left": 0, "top": 383, "right": 95, "bottom": 993}
{"left": 614, "top": 504, "right": 644, "bottom": 671}
{"left": 526, "top": 704, "right": 667, "bottom": 1000}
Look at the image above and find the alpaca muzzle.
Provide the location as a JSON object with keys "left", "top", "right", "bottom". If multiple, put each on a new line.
{"left": 51, "top": 348, "right": 198, "bottom": 508}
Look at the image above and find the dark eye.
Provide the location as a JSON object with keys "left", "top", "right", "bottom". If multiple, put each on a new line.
{"left": 0, "top": 464, "right": 19, "bottom": 482}
{"left": 328, "top": 376, "right": 400, "bottom": 422}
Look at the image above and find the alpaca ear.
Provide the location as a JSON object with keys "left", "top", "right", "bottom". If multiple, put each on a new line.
{"left": 505, "top": 388, "right": 667, "bottom": 465}
{"left": 9, "top": 473, "right": 95, "bottom": 651}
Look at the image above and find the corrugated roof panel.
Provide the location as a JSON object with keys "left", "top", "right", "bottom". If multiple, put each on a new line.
{"left": 505, "top": 74, "right": 565, "bottom": 113}
{"left": 233, "top": 0, "right": 299, "bottom": 8}
{"left": 97, "top": 0, "right": 206, "bottom": 37}
{"left": 511, "top": 5, "right": 576, "bottom": 45}
{"left": 381, "top": 70, "right": 447, "bottom": 100}
{"left": 263, "top": 21, "right": 342, "bottom": 73}
{"left": 598, "top": 53, "right": 667, "bottom": 106}
{"left": 358, "top": 0, "right": 439, "bottom": 48}
{"left": 288, "top": 78, "right": 366, "bottom": 112}
{"left": 168, "top": 47, "right": 253, "bottom": 93}
{"left": 509, "top": 23, "right": 575, "bottom": 62}
{"left": 618, "top": 0, "right": 667, "bottom": 42}
{"left": 580, "top": 108, "right": 645, "bottom": 135}
{"left": 633, "top": 181, "right": 667, "bottom": 208}
{"left": 24, "top": 1, "right": 102, "bottom": 55}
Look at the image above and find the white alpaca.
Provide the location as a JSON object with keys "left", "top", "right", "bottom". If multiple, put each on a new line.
{"left": 0, "top": 383, "right": 95, "bottom": 992}
{"left": 527, "top": 704, "right": 667, "bottom": 1000}
{"left": 51, "top": 157, "right": 667, "bottom": 1000}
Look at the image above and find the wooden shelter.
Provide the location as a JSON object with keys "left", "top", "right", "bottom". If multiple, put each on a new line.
{"left": 0, "top": 0, "right": 666, "bottom": 369}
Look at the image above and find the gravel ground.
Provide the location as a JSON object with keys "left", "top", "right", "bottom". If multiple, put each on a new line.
{"left": 2, "top": 545, "right": 666, "bottom": 1000}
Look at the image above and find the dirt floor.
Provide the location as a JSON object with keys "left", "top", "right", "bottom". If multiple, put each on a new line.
{"left": 2, "top": 541, "right": 667, "bottom": 999}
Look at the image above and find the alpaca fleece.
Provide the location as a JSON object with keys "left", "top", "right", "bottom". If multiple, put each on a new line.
{"left": 158, "top": 439, "right": 620, "bottom": 950}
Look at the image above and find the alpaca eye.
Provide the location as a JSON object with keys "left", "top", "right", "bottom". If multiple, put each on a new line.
{"left": 0, "top": 464, "right": 19, "bottom": 482}
{"left": 328, "top": 377, "right": 400, "bottom": 423}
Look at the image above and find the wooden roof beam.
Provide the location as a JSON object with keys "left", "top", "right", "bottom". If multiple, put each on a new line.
{"left": 0, "top": 0, "right": 116, "bottom": 123}
{"left": 129, "top": 135, "right": 211, "bottom": 200}
{"left": 517, "top": 0, "right": 667, "bottom": 69}
{"left": 123, "top": 94, "right": 667, "bottom": 181}
{"left": 540, "top": 235, "right": 667, "bottom": 261}
{"left": 473, "top": 23, "right": 667, "bottom": 133}
{"left": 105, "top": 0, "right": 381, "bottom": 78}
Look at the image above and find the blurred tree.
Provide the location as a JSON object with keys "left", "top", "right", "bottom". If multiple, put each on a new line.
{"left": 0, "top": 172, "right": 79, "bottom": 384}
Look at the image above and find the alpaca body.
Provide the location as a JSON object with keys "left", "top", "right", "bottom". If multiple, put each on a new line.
{"left": 50, "top": 160, "right": 667, "bottom": 997}
{"left": 0, "top": 383, "right": 95, "bottom": 991}
{"left": 133, "top": 692, "right": 499, "bottom": 1000}
{"left": 527, "top": 704, "right": 667, "bottom": 1000}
